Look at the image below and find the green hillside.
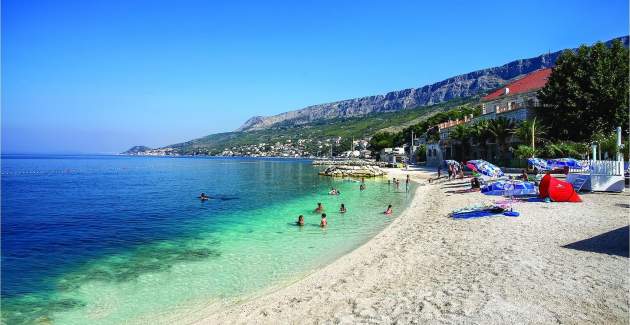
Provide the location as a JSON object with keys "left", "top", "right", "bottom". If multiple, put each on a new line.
{"left": 168, "top": 96, "right": 479, "bottom": 155}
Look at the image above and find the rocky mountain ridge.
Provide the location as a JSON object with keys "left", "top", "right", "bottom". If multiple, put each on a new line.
{"left": 237, "top": 36, "right": 629, "bottom": 132}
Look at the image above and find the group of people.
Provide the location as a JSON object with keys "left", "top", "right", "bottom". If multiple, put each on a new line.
{"left": 297, "top": 202, "right": 393, "bottom": 228}
{"left": 447, "top": 163, "right": 464, "bottom": 180}
{"left": 388, "top": 175, "right": 411, "bottom": 192}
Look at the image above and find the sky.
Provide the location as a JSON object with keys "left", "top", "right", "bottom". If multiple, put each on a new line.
{"left": 2, "top": 0, "right": 628, "bottom": 154}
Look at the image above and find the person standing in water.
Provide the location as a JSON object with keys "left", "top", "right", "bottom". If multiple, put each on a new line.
{"left": 320, "top": 213, "right": 328, "bottom": 227}
{"left": 405, "top": 175, "right": 410, "bottom": 192}
{"left": 296, "top": 215, "right": 305, "bottom": 226}
{"left": 384, "top": 205, "right": 393, "bottom": 215}
{"left": 315, "top": 202, "right": 324, "bottom": 212}
{"left": 339, "top": 204, "right": 347, "bottom": 213}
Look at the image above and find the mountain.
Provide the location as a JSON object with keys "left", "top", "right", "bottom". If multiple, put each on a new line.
{"left": 124, "top": 36, "right": 628, "bottom": 155}
{"left": 237, "top": 36, "right": 629, "bottom": 132}
{"left": 122, "top": 145, "right": 152, "bottom": 155}
{"left": 166, "top": 97, "right": 476, "bottom": 155}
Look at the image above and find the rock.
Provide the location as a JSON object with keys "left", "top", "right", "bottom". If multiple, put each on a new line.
{"left": 318, "top": 165, "right": 386, "bottom": 177}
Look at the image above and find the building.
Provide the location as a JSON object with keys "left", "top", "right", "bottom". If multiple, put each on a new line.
{"left": 473, "top": 68, "right": 551, "bottom": 123}
{"left": 427, "top": 68, "right": 552, "bottom": 164}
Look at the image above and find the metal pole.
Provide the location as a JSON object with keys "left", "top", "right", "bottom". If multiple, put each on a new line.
{"left": 616, "top": 126, "right": 622, "bottom": 161}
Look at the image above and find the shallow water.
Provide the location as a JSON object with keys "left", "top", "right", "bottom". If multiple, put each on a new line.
{"left": 1, "top": 155, "right": 413, "bottom": 324}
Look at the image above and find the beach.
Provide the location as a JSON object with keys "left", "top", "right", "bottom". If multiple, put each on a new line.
{"left": 192, "top": 168, "right": 629, "bottom": 324}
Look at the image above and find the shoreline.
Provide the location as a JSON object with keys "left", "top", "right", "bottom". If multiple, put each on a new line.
{"left": 179, "top": 167, "right": 628, "bottom": 324}
{"left": 165, "top": 169, "right": 433, "bottom": 324}
{"left": 125, "top": 172, "right": 419, "bottom": 325}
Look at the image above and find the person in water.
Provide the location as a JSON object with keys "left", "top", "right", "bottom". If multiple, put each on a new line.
{"left": 405, "top": 175, "right": 410, "bottom": 192}
{"left": 384, "top": 204, "right": 393, "bottom": 215}
{"left": 296, "top": 215, "right": 305, "bottom": 226}
{"left": 339, "top": 204, "right": 347, "bottom": 213}
{"left": 315, "top": 202, "right": 324, "bottom": 212}
{"left": 198, "top": 193, "right": 209, "bottom": 200}
{"left": 320, "top": 213, "right": 328, "bottom": 227}
{"left": 360, "top": 183, "right": 366, "bottom": 191}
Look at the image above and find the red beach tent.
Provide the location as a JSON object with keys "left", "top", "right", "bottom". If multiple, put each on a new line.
{"left": 539, "top": 174, "right": 582, "bottom": 202}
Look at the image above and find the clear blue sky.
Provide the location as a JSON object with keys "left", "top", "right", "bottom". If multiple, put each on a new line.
{"left": 2, "top": 0, "right": 628, "bottom": 154}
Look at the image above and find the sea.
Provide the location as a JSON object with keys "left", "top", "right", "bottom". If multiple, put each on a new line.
{"left": 1, "top": 155, "right": 414, "bottom": 324}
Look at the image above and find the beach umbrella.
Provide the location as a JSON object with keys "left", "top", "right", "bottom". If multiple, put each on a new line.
{"left": 444, "top": 160, "right": 461, "bottom": 168}
{"left": 547, "top": 158, "right": 583, "bottom": 169}
{"left": 527, "top": 158, "right": 550, "bottom": 171}
{"left": 466, "top": 160, "right": 504, "bottom": 178}
{"left": 481, "top": 180, "right": 537, "bottom": 196}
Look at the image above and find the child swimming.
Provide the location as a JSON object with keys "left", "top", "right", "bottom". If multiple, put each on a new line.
{"left": 320, "top": 213, "right": 327, "bottom": 227}
{"left": 339, "top": 204, "right": 347, "bottom": 213}
{"left": 315, "top": 202, "right": 324, "bottom": 212}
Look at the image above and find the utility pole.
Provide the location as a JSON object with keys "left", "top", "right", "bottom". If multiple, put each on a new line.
{"left": 531, "top": 118, "right": 536, "bottom": 158}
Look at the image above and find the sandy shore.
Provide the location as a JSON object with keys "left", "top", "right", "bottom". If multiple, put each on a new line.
{"left": 189, "top": 168, "right": 629, "bottom": 324}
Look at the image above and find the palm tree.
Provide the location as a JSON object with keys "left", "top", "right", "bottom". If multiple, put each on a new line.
{"left": 515, "top": 118, "right": 548, "bottom": 154}
{"left": 487, "top": 117, "right": 516, "bottom": 164}
{"left": 450, "top": 124, "right": 472, "bottom": 161}
{"left": 471, "top": 120, "right": 491, "bottom": 159}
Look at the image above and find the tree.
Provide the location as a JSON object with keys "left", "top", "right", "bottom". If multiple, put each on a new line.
{"left": 487, "top": 117, "right": 516, "bottom": 163}
{"left": 536, "top": 39, "right": 629, "bottom": 142}
{"left": 449, "top": 124, "right": 472, "bottom": 160}
{"left": 514, "top": 145, "right": 538, "bottom": 159}
{"left": 471, "top": 120, "right": 491, "bottom": 159}
{"left": 368, "top": 132, "right": 396, "bottom": 153}
{"left": 514, "top": 118, "right": 548, "bottom": 154}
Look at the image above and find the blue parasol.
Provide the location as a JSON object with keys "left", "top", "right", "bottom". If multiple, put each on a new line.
{"left": 466, "top": 160, "right": 504, "bottom": 178}
{"left": 547, "top": 158, "right": 583, "bottom": 169}
{"left": 527, "top": 158, "right": 550, "bottom": 171}
{"left": 481, "top": 180, "right": 537, "bottom": 196}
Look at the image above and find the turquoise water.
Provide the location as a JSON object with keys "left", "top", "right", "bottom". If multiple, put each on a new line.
{"left": 2, "top": 155, "right": 413, "bottom": 324}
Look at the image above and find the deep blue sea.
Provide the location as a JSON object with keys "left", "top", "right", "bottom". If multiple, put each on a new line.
{"left": 1, "top": 155, "right": 412, "bottom": 324}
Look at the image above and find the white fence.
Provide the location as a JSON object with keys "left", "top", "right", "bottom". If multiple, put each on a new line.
{"left": 570, "top": 160, "right": 625, "bottom": 176}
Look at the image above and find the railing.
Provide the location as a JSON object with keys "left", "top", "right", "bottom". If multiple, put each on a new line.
{"left": 571, "top": 159, "right": 624, "bottom": 176}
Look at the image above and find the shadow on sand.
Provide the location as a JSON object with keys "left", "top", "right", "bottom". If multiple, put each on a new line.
{"left": 563, "top": 226, "right": 629, "bottom": 258}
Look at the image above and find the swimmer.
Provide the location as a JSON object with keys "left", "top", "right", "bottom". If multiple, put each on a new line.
{"left": 315, "top": 202, "right": 324, "bottom": 213}
{"left": 296, "top": 215, "right": 305, "bottom": 226}
{"left": 198, "top": 193, "right": 210, "bottom": 201}
{"left": 384, "top": 204, "right": 393, "bottom": 215}
{"left": 360, "top": 183, "right": 366, "bottom": 191}
{"left": 320, "top": 213, "right": 328, "bottom": 227}
{"left": 339, "top": 204, "right": 347, "bottom": 213}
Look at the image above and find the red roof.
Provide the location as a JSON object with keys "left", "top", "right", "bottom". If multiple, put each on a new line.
{"left": 482, "top": 68, "right": 552, "bottom": 101}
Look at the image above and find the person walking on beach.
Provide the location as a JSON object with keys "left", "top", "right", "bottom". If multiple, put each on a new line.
{"left": 447, "top": 164, "right": 453, "bottom": 180}
{"left": 405, "top": 175, "right": 410, "bottom": 192}
{"left": 320, "top": 213, "right": 328, "bottom": 227}
{"left": 437, "top": 166, "right": 441, "bottom": 180}
{"left": 339, "top": 204, "right": 347, "bottom": 213}
{"left": 315, "top": 202, "right": 324, "bottom": 213}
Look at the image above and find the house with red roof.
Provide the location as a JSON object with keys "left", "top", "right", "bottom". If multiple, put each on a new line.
{"left": 476, "top": 68, "right": 552, "bottom": 122}
{"left": 426, "top": 68, "right": 552, "bottom": 166}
